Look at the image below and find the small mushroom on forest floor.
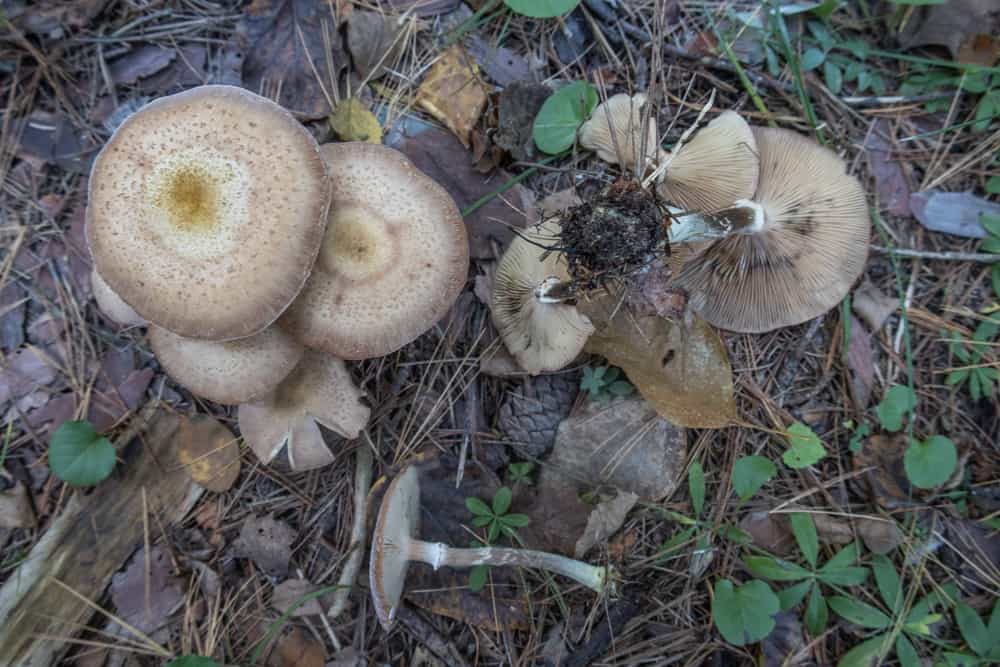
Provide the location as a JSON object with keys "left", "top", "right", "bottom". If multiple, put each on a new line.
{"left": 150, "top": 325, "right": 303, "bottom": 405}
{"left": 238, "top": 350, "right": 370, "bottom": 471}
{"left": 87, "top": 84, "right": 331, "bottom": 341}
{"left": 657, "top": 110, "right": 760, "bottom": 212}
{"left": 579, "top": 93, "right": 663, "bottom": 176}
{"left": 280, "top": 142, "right": 468, "bottom": 360}
{"left": 491, "top": 220, "right": 595, "bottom": 374}
{"left": 672, "top": 126, "right": 870, "bottom": 333}
{"left": 90, "top": 268, "right": 146, "bottom": 327}
{"left": 370, "top": 465, "right": 617, "bottom": 630}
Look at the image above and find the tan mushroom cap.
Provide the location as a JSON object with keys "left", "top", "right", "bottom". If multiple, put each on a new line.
{"left": 150, "top": 325, "right": 303, "bottom": 405}
{"left": 237, "top": 350, "right": 370, "bottom": 471}
{"left": 370, "top": 465, "right": 420, "bottom": 630}
{"left": 658, "top": 110, "right": 759, "bottom": 212}
{"left": 280, "top": 143, "right": 468, "bottom": 359}
{"left": 491, "top": 220, "right": 595, "bottom": 374}
{"left": 672, "top": 126, "right": 870, "bottom": 333}
{"left": 91, "top": 268, "right": 146, "bottom": 327}
{"left": 579, "top": 93, "right": 663, "bottom": 174}
{"left": 86, "top": 85, "right": 331, "bottom": 341}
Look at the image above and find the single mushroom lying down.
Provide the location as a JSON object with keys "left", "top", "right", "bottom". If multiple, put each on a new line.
{"left": 370, "top": 465, "right": 617, "bottom": 630}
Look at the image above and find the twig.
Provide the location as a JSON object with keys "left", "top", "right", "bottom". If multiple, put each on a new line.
{"left": 870, "top": 245, "right": 1000, "bottom": 263}
{"left": 326, "top": 445, "right": 374, "bottom": 621}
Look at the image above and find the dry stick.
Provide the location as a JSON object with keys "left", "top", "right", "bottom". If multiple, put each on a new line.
{"left": 326, "top": 445, "right": 374, "bottom": 623}
{"left": 870, "top": 245, "right": 1000, "bottom": 263}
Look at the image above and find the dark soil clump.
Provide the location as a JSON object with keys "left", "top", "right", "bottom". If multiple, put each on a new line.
{"left": 559, "top": 180, "right": 667, "bottom": 291}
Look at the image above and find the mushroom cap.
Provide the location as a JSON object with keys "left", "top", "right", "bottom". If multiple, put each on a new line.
{"left": 370, "top": 465, "right": 421, "bottom": 630}
{"left": 658, "top": 110, "right": 759, "bottom": 212}
{"left": 90, "top": 268, "right": 146, "bottom": 327}
{"left": 237, "top": 350, "right": 370, "bottom": 471}
{"left": 86, "top": 85, "right": 331, "bottom": 341}
{"left": 672, "top": 126, "right": 870, "bottom": 333}
{"left": 280, "top": 142, "right": 469, "bottom": 359}
{"left": 491, "top": 220, "right": 595, "bottom": 374}
{"left": 579, "top": 93, "right": 663, "bottom": 173}
{"left": 150, "top": 325, "right": 303, "bottom": 405}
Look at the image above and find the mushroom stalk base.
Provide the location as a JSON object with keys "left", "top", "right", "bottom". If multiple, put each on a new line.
{"left": 407, "top": 541, "right": 612, "bottom": 594}
{"left": 667, "top": 200, "right": 764, "bottom": 245}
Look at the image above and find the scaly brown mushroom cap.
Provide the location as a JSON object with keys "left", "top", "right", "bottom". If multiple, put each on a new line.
{"left": 90, "top": 268, "right": 146, "bottom": 327}
{"left": 237, "top": 350, "right": 370, "bottom": 471}
{"left": 579, "top": 93, "right": 663, "bottom": 174}
{"left": 150, "top": 325, "right": 303, "bottom": 405}
{"left": 658, "top": 111, "right": 759, "bottom": 212}
{"left": 370, "top": 465, "right": 420, "bottom": 630}
{"left": 491, "top": 220, "right": 595, "bottom": 374}
{"left": 672, "top": 126, "right": 870, "bottom": 333}
{"left": 280, "top": 142, "right": 469, "bottom": 360}
{"left": 86, "top": 85, "right": 331, "bottom": 341}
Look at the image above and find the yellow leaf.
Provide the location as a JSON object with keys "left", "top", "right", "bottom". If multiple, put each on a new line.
{"left": 415, "top": 44, "right": 487, "bottom": 148}
{"left": 581, "top": 293, "right": 735, "bottom": 428}
{"left": 176, "top": 414, "right": 241, "bottom": 493}
{"left": 328, "top": 97, "right": 383, "bottom": 144}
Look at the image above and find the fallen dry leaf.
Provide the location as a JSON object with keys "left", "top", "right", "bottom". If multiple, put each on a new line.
{"left": 0, "top": 346, "right": 58, "bottom": 411}
{"left": 12, "top": 111, "right": 100, "bottom": 174}
{"left": 387, "top": 119, "right": 529, "bottom": 258}
{"left": 957, "top": 33, "right": 1000, "bottom": 66}
{"left": 328, "top": 97, "right": 382, "bottom": 143}
{"left": 762, "top": 611, "right": 809, "bottom": 667}
{"left": 898, "top": 0, "right": 998, "bottom": 60}
{"left": 0, "top": 481, "right": 35, "bottom": 529}
{"left": 538, "top": 187, "right": 582, "bottom": 218}
{"left": 268, "top": 626, "right": 325, "bottom": 667}
{"left": 239, "top": 0, "right": 348, "bottom": 119}
{"left": 6, "top": 0, "right": 108, "bottom": 35}
{"left": 498, "top": 373, "right": 579, "bottom": 458}
{"left": 857, "top": 518, "right": 904, "bottom": 555}
{"left": 581, "top": 296, "right": 736, "bottom": 428}
{"left": 863, "top": 119, "right": 910, "bottom": 217}
{"left": 177, "top": 414, "right": 241, "bottom": 493}
{"left": 493, "top": 81, "right": 550, "bottom": 162}
{"left": 416, "top": 45, "right": 488, "bottom": 148}
{"left": 574, "top": 491, "right": 638, "bottom": 558}
{"left": 846, "top": 317, "right": 876, "bottom": 411}
{"left": 465, "top": 36, "right": 533, "bottom": 87}
{"left": 910, "top": 190, "right": 1000, "bottom": 239}
{"left": 739, "top": 511, "right": 795, "bottom": 556}
{"left": 545, "top": 396, "right": 687, "bottom": 501}
{"left": 346, "top": 11, "right": 406, "bottom": 81}
{"left": 853, "top": 280, "right": 897, "bottom": 332}
{"left": 110, "top": 544, "right": 185, "bottom": 634}
{"left": 0, "top": 283, "right": 26, "bottom": 353}
{"left": 272, "top": 578, "right": 325, "bottom": 616}
{"left": 237, "top": 515, "right": 296, "bottom": 579}
{"left": 107, "top": 45, "right": 176, "bottom": 85}
{"left": 853, "top": 434, "right": 914, "bottom": 509}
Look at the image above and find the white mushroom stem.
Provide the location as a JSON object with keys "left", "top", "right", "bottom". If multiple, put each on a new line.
{"left": 667, "top": 199, "right": 765, "bottom": 245}
{"left": 535, "top": 276, "right": 576, "bottom": 304}
{"left": 404, "top": 540, "right": 613, "bottom": 593}
{"left": 327, "top": 445, "right": 374, "bottom": 620}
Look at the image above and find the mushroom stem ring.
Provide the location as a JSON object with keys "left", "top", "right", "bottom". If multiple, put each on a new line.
{"left": 408, "top": 541, "right": 615, "bottom": 594}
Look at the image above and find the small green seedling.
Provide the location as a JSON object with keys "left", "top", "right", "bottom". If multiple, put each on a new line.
{"left": 165, "top": 658, "right": 219, "bottom": 667}
{"left": 49, "top": 420, "right": 116, "bottom": 487}
{"left": 580, "top": 365, "right": 634, "bottom": 404}
{"left": 978, "top": 213, "right": 1000, "bottom": 297}
{"left": 731, "top": 455, "right": 776, "bottom": 502}
{"left": 466, "top": 487, "right": 531, "bottom": 592}
{"left": 830, "top": 556, "right": 952, "bottom": 667}
{"left": 744, "top": 513, "right": 869, "bottom": 637}
{"left": 712, "top": 578, "right": 781, "bottom": 646}
{"left": 507, "top": 461, "right": 535, "bottom": 486}
{"left": 876, "top": 385, "right": 917, "bottom": 433}
{"left": 873, "top": 385, "right": 959, "bottom": 489}
{"left": 532, "top": 80, "right": 598, "bottom": 154}
{"left": 504, "top": 0, "right": 580, "bottom": 18}
{"left": 950, "top": 597, "right": 1000, "bottom": 663}
{"left": 946, "top": 314, "right": 1000, "bottom": 401}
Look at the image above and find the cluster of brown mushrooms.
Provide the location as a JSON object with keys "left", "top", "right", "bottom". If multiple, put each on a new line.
{"left": 492, "top": 92, "right": 870, "bottom": 376}
{"left": 87, "top": 85, "right": 469, "bottom": 471}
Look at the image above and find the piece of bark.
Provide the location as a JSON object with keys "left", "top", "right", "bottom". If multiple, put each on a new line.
{"left": 0, "top": 409, "right": 203, "bottom": 667}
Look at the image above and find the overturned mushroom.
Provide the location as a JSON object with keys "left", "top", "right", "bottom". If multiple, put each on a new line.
{"left": 579, "top": 93, "right": 663, "bottom": 176}
{"left": 370, "top": 465, "right": 616, "bottom": 630}
{"left": 491, "top": 220, "right": 595, "bottom": 374}
{"left": 671, "top": 126, "right": 870, "bottom": 332}
{"left": 150, "top": 325, "right": 303, "bottom": 405}
{"left": 657, "top": 110, "right": 759, "bottom": 212}
{"left": 238, "top": 350, "right": 370, "bottom": 471}
{"left": 280, "top": 142, "right": 468, "bottom": 360}
{"left": 90, "top": 268, "right": 146, "bottom": 327}
{"left": 86, "top": 84, "right": 331, "bottom": 341}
